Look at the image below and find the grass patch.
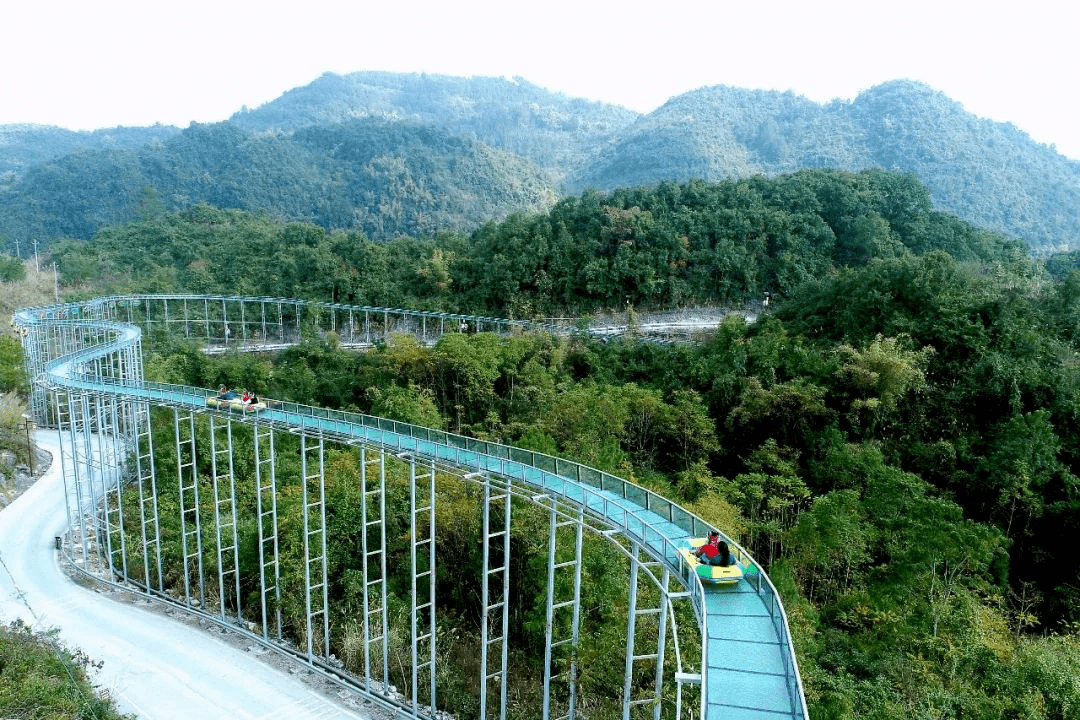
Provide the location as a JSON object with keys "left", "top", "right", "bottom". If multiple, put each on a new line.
{"left": 0, "top": 620, "right": 134, "bottom": 719}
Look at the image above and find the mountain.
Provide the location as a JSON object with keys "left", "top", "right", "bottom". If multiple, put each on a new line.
{"left": 568, "top": 87, "right": 871, "bottom": 190}
{"left": 0, "top": 124, "right": 179, "bottom": 181}
{"left": 1, "top": 74, "right": 1079, "bottom": 252}
{"left": 229, "top": 71, "right": 639, "bottom": 184}
{"left": 848, "top": 81, "right": 1079, "bottom": 253}
{"left": 0, "top": 117, "right": 556, "bottom": 243}
{"left": 570, "top": 86, "right": 872, "bottom": 189}
{"left": 571, "top": 81, "right": 1080, "bottom": 251}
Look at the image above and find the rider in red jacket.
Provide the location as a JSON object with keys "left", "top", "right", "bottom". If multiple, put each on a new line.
{"left": 694, "top": 531, "right": 734, "bottom": 566}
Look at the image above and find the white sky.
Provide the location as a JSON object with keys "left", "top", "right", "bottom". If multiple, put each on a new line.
{"left": 3, "top": 0, "right": 1079, "bottom": 159}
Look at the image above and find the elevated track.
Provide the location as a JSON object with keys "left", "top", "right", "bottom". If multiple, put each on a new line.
{"left": 15, "top": 295, "right": 806, "bottom": 720}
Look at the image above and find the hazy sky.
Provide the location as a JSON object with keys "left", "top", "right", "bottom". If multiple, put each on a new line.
{"left": 5, "top": 0, "right": 1079, "bottom": 158}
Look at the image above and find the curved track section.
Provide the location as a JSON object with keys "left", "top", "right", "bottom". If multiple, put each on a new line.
{"left": 15, "top": 295, "right": 807, "bottom": 720}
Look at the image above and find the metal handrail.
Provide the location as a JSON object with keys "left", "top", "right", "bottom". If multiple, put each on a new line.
{"left": 16, "top": 295, "right": 808, "bottom": 719}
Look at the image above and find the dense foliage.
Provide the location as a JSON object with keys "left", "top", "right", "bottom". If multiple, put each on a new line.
{"left": 23, "top": 169, "right": 1080, "bottom": 717}
{"left": 0, "top": 118, "right": 555, "bottom": 245}
{"left": 4, "top": 76, "right": 1079, "bottom": 253}
{"left": 0, "top": 123, "right": 178, "bottom": 180}
{"left": 51, "top": 170, "right": 1025, "bottom": 318}
{"left": 132, "top": 255, "right": 1080, "bottom": 717}
{"left": 229, "top": 71, "right": 637, "bottom": 180}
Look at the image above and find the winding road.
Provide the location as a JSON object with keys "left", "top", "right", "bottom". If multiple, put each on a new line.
{"left": 0, "top": 432, "right": 374, "bottom": 720}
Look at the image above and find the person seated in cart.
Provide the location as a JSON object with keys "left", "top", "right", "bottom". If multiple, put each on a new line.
{"left": 208, "top": 387, "right": 266, "bottom": 411}
{"left": 694, "top": 531, "right": 735, "bottom": 567}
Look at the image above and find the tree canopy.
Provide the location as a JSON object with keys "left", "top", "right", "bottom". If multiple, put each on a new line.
{"left": 52, "top": 170, "right": 1024, "bottom": 318}
{"left": 30, "top": 168, "right": 1080, "bottom": 718}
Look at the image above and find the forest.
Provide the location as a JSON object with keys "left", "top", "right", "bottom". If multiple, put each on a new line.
{"left": 4, "top": 75, "right": 1080, "bottom": 255}
{"left": 7, "top": 168, "right": 1080, "bottom": 718}
{"left": 51, "top": 168, "right": 1022, "bottom": 315}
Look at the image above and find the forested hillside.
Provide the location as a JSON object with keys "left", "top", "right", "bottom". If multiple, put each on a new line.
{"left": 0, "top": 118, "right": 555, "bottom": 243}
{"left": 570, "top": 87, "right": 872, "bottom": 189}
{"left": 573, "top": 81, "right": 1080, "bottom": 250}
{"left": 0, "top": 123, "right": 178, "bottom": 180}
{"left": 2, "top": 75, "right": 1078, "bottom": 253}
{"left": 230, "top": 71, "right": 638, "bottom": 181}
{"left": 37, "top": 170, "right": 1080, "bottom": 718}
{"left": 51, "top": 170, "right": 1022, "bottom": 315}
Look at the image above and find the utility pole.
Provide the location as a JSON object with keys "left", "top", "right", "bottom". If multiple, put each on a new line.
{"left": 31, "top": 238, "right": 39, "bottom": 272}
{"left": 21, "top": 415, "right": 34, "bottom": 475}
{"left": 53, "top": 263, "right": 59, "bottom": 301}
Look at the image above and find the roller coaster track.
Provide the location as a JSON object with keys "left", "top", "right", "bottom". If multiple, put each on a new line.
{"left": 15, "top": 295, "right": 807, "bottom": 720}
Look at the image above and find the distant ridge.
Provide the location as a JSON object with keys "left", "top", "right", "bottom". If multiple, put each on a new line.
{"left": 1, "top": 74, "right": 1078, "bottom": 251}
{"left": 570, "top": 80, "right": 1080, "bottom": 251}
{"left": 229, "top": 71, "right": 639, "bottom": 184}
{"left": 0, "top": 124, "right": 179, "bottom": 178}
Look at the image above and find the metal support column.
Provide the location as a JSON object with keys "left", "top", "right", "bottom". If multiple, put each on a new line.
{"left": 543, "top": 502, "right": 584, "bottom": 720}
{"left": 652, "top": 570, "right": 672, "bottom": 720}
{"left": 622, "top": 544, "right": 669, "bottom": 719}
{"left": 75, "top": 392, "right": 98, "bottom": 567}
{"left": 54, "top": 391, "right": 90, "bottom": 563}
{"left": 221, "top": 298, "right": 230, "bottom": 348}
{"left": 480, "top": 472, "right": 511, "bottom": 720}
{"left": 301, "top": 431, "right": 330, "bottom": 661}
{"left": 99, "top": 395, "right": 128, "bottom": 579}
{"left": 409, "top": 457, "right": 437, "bottom": 715}
{"left": 133, "top": 400, "right": 164, "bottom": 592}
{"left": 254, "top": 421, "right": 282, "bottom": 640}
{"left": 203, "top": 298, "right": 211, "bottom": 346}
{"left": 361, "top": 445, "right": 391, "bottom": 693}
{"left": 209, "top": 415, "right": 242, "bottom": 621}
{"left": 174, "top": 408, "right": 206, "bottom": 609}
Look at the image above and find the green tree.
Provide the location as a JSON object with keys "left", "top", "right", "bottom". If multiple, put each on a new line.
{"left": 0, "top": 255, "right": 25, "bottom": 283}
{"left": 787, "top": 489, "right": 872, "bottom": 605}
{"left": 834, "top": 334, "right": 933, "bottom": 435}
{"left": 726, "top": 377, "right": 832, "bottom": 455}
{"left": 366, "top": 383, "right": 445, "bottom": 429}
{"left": 666, "top": 388, "right": 719, "bottom": 471}
{"left": 725, "top": 439, "right": 810, "bottom": 564}
{"left": 0, "top": 337, "right": 28, "bottom": 394}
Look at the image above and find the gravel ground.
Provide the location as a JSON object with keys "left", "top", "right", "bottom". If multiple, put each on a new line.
{"left": 0, "top": 446, "right": 51, "bottom": 509}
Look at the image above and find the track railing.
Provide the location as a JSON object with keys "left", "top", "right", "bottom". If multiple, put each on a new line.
{"left": 15, "top": 295, "right": 807, "bottom": 720}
